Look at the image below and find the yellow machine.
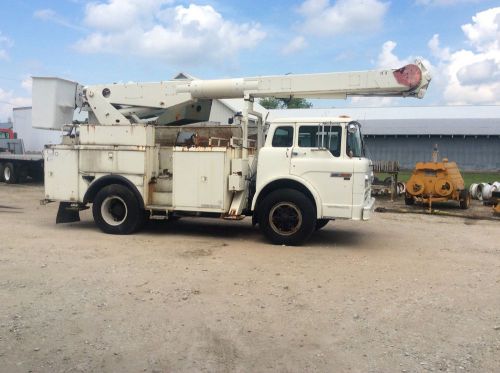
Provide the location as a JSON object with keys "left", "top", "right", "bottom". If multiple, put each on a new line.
{"left": 493, "top": 191, "right": 500, "bottom": 216}
{"left": 405, "top": 148, "right": 470, "bottom": 209}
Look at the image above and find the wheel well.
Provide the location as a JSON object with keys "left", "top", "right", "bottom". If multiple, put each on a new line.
{"left": 254, "top": 179, "right": 317, "bottom": 222}
{"left": 83, "top": 175, "right": 145, "bottom": 209}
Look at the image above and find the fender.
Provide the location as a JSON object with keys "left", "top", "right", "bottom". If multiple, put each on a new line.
{"left": 252, "top": 175, "right": 323, "bottom": 219}
{"left": 83, "top": 174, "right": 145, "bottom": 209}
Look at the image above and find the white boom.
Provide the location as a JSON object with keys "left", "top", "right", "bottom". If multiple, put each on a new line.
{"left": 76, "top": 60, "right": 430, "bottom": 127}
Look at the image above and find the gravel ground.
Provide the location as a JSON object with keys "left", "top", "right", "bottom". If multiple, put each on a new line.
{"left": 1, "top": 183, "right": 499, "bottom": 372}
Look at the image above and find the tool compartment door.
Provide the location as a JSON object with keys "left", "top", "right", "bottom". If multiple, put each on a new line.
{"left": 44, "top": 146, "right": 79, "bottom": 201}
{"left": 172, "top": 149, "right": 229, "bottom": 212}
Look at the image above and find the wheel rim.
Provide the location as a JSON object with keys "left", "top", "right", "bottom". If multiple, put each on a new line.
{"left": 101, "top": 196, "right": 128, "bottom": 226}
{"left": 4, "top": 167, "right": 10, "bottom": 181}
{"left": 269, "top": 202, "right": 302, "bottom": 236}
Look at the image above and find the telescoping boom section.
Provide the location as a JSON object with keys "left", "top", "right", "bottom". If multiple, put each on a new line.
{"left": 34, "top": 61, "right": 430, "bottom": 245}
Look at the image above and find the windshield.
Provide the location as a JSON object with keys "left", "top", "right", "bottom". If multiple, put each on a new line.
{"left": 346, "top": 122, "right": 364, "bottom": 158}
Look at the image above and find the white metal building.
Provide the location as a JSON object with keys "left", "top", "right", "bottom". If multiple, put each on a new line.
{"left": 269, "top": 106, "right": 500, "bottom": 171}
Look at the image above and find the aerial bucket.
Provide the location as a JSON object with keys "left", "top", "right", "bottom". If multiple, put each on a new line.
{"left": 32, "top": 77, "right": 78, "bottom": 130}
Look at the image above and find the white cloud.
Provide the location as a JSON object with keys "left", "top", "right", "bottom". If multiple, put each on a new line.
{"left": 461, "top": 7, "right": 500, "bottom": 51}
{"left": 21, "top": 77, "right": 32, "bottom": 93}
{"left": 416, "top": 0, "right": 480, "bottom": 6}
{"left": 0, "top": 87, "right": 31, "bottom": 121}
{"left": 377, "top": 41, "right": 412, "bottom": 68}
{"left": 84, "top": 0, "right": 172, "bottom": 31}
{"left": 33, "top": 8, "right": 84, "bottom": 31}
{"left": 74, "top": 1, "right": 266, "bottom": 66}
{"left": 428, "top": 34, "right": 451, "bottom": 60}
{"left": 431, "top": 7, "right": 500, "bottom": 104}
{"left": 298, "top": 0, "right": 389, "bottom": 37}
{"left": 282, "top": 36, "right": 307, "bottom": 55}
{"left": 0, "top": 31, "right": 13, "bottom": 60}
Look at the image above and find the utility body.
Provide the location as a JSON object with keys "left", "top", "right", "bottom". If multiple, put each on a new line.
{"left": 34, "top": 61, "right": 430, "bottom": 245}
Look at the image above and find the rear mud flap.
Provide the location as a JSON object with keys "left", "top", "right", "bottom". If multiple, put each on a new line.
{"left": 56, "top": 202, "right": 81, "bottom": 224}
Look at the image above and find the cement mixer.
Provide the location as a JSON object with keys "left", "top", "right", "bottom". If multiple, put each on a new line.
{"left": 405, "top": 146, "right": 470, "bottom": 209}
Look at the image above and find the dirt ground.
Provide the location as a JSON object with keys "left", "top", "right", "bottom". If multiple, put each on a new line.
{"left": 1, "top": 183, "right": 499, "bottom": 373}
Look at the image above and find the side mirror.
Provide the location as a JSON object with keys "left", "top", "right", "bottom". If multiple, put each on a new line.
{"left": 347, "top": 123, "right": 358, "bottom": 134}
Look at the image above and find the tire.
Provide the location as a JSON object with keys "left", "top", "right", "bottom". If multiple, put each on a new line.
{"left": 259, "top": 189, "right": 316, "bottom": 246}
{"left": 3, "top": 162, "right": 18, "bottom": 184}
{"left": 0, "top": 163, "right": 4, "bottom": 182}
{"left": 459, "top": 190, "right": 471, "bottom": 210}
{"left": 315, "top": 219, "right": 330, "bottom": 231}
{"left": 404, "top": 194, "right": 414, "bottom": 206}
{"left": 92, "top": 184, "right": 144, "bottom": 234}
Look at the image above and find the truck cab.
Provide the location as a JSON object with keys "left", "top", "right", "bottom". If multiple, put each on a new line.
{"left": 252, "top": 117, "right": 374, "bottom": 244}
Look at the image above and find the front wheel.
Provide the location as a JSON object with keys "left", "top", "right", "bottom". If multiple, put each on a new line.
{"left": 92, "top": 184, "right": 144, "bottom": 234}
{"left": 259, "top": 189, "right": 316, "bottom": 246}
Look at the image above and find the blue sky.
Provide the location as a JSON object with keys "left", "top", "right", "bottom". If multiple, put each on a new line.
{"left": 1, "top": 0, "right": 500, "bottom": 120}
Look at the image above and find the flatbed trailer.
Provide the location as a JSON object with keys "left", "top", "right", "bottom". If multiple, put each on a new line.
{"left": 0, "top": 152, "right": 44, "bottom": 183}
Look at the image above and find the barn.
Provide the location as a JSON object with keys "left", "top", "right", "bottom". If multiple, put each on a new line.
{"left": 268, "top": 106, "right": 500, "bottom": 171}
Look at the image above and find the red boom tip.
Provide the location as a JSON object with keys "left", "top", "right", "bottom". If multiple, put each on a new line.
{"left": 393, "top": 64, "right": 422, "bottom": 89}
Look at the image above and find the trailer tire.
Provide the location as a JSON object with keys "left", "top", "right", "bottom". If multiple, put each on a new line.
{"left": 404, "top": 194, "right": 414, "bottom": 206}
{"left": 92, "top": 184, "right": 144, "bottom": 235}
{"left": 3, "top": 163, "right": 18, "bottom": 184}
{"left": 459, "top": 190, "right": 471, "bottom": 210}
{"left": 315, "top": 219, "right": 330, "bottom": 231}
{"left": 259, "top": 188, "right": 315, "bottom": 246}
{"left": 0, "top": 163, "right": 4, "bottom": 182}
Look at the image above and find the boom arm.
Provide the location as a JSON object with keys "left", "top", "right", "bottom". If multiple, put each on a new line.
{"left": 178, "top": 60, "right": 430, "bottom": 100}
{"left": 80, "top": 60, "right": 430, "bottom": 126}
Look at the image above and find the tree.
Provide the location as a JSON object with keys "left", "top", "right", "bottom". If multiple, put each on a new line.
{"left": 259, "top": 97, "right": 312, "bottom": 110}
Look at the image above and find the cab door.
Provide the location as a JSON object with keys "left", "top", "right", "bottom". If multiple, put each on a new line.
{"left": 290, "top": 124, "right": 354, "bottom": 218}
{"left": 256, "top": 125, "right": 294, "bottom": 189}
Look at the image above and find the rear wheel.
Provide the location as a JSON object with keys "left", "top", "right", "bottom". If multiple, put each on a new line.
{"left": 259, "top": 189, "right": 316, "bottom": 246}
{"left": 92, "top": 184, "right": 144, "bottom": 234}
{"left": 0, "top": 163, "right": 4, "bottom": 182}
{"left": 459, "top": 190, "right": 471, "bottom": 209}
{"left": 315, "top": 219, "right": 330, "bottom": 231}
{"left": 4, "top": 162, "right": 18, "bottom": 184}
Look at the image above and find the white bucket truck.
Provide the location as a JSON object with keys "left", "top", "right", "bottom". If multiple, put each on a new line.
{"left": 34, "top": 62, "right": 430, "bottom": 245}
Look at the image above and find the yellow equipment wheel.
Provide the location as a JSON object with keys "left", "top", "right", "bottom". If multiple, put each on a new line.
{"left": 406, "top": 176, "right": 425, "bottom": 196}
{"left": 435, "top": 178, "right": 453, "bottom": 197}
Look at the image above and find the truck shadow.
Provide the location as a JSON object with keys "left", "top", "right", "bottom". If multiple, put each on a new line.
{"left": 60, "top": 217, "right": 372, "bottom": 248}
{"left": 142, "top": 218, "right": 368, "bottom": 248}
{"left": 144, "top": 218, "right": 259, "bottom": 240}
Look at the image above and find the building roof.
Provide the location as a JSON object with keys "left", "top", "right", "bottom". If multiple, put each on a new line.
{"left": 268, "top": 106, "right": 500, "bottom": 136}
{"left": 272, "top": 117, "right": 352, "bottom": 124}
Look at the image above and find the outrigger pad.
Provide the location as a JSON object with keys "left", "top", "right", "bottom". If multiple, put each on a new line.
{"left": 56, "top": 202, "right": 81, "bottom": 224}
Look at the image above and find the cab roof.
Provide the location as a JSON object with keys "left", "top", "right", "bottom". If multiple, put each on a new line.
{"left": 270, "top": 116, "right": 353, "bottom": 124}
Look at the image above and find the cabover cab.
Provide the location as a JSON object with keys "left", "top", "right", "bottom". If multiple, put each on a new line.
{"left": 252, "top": 117, "right": 375, "bottom": 236}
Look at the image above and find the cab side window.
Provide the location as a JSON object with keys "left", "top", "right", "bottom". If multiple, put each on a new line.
{"left": 298, "top": 125, "right": 341, "bottom": 157}
{"left": 272, "top": 126, "right": 294, "bottom": 147}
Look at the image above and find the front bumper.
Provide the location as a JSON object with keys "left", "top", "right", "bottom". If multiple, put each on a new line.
{"left": 362, "top": 197, "right": 376, "bottom": 220}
